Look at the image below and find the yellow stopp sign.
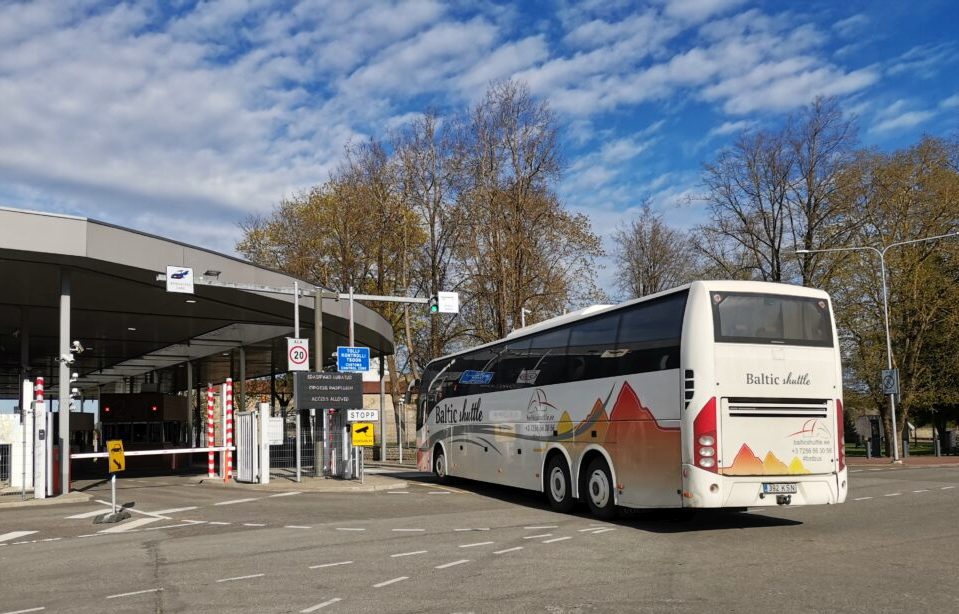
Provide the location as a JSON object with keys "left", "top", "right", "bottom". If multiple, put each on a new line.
{"left": 107, "top": 439, "right": 125, "bottom": 472}
{"left": 351, "top": 423, "right": 374, "bottom": 447}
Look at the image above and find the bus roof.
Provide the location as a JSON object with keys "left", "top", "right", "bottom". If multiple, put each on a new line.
{"left": 424, "top": 280, "right": 829, "bottom": 367}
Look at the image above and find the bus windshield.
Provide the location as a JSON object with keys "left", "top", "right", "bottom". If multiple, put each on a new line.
{"left": 711, "top": 292, "right": 833, "bottom": 347}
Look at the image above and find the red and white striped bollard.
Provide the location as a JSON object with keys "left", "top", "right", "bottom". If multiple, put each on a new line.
{"left": 225, "top": 378, "right": 233, "bottom": 481}
{"left": 207, "top": 386, "right": 215, "bottom": 478}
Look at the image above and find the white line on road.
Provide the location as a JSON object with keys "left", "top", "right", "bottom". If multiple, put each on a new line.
{"left": 373, "top": 576, "right": 409, "bottom": 588}
{"left": 913, "top": 490, "right": 929, "bottom": 493}
{"left": 149, "top": 507, "right": 198, "bottom": 515}
{"left": 391, "top": 528, "right": 425, "bottom": 532}
{"left": 66, "top": 509, "right": 113, "bottom": 519}
{"left": 214, "top": 498, "right": 260, "bottom": 506}
{"left": 244, "top": 523, "right": 267, "bottom": 527}
{"left": 0, "top": 531, "right": 37, "bottom": 543}
{"left": 590, "top": 528, "right": 616, "bottom": 534}
{"left": 387, "top": 491, "right": 410, "bottom": 494}
{"left": 309, "top": 561, "right": 353, "bottom": 569}
{"left": 428, "top": 491, "right": 451, "bottom": 495}
{"left": 285, "top": 525, "right": 312, "bottom": 529}
{"left": 335, "top": 527, "right": 365, "bottom": 531}
{"left": 390, "top": 550, "right": 428, "bottom": 558}
{"left": 543, "top": 536, "right": 572, "bottom": 544}
{"left": 216, "top": 574, "right": 264, "bottom": 583}
{"left": 853, "top": 497, "right": 873, "bottom": 501}
{"left": 523, "top": 534, "right": 552, "bottom": 539}
{"left": 95, "top": 500, "right": 170, "bottom": 519}
{"left": 578, "top": 527, "right": 602, "bottom": 532}
{"left": 1, "top": 607, "right": 45, "bottom": 614}
{"left": 40, "top": 538, "right": 61, "bottom": 542}
{"left": 454, "top": 528, "right": 489, "bottom": 532}
{"left": 144, "top": 522, "right": 205, "bottom": 531}
{"left": 98, "top": 518, "right": 162, "bottom": 533}
{"left": 884, "top": 493, "right": 901, "bottom": 497}
{"left": 494, "top": 547, "right": 524, "bottom": 555}
{"left": 524, "top": 525, "right": 557, "bottom": 530}
{"left": 105, "top": 588, "right": 163, "bottom": 599}
{"left": 301, "top": 598, "right": 342, "bottom": 612}
{"left": 208, "top": 521, "right": 232, "bottom": 525}
{"left": 435, "top": 560, "right": 470, "bottom": 569}
{"left": 269, "top": 492, "right": 302, "bottom": 497}
{"left": 458, "top": 541, "right": 494, "bottom": 548}
{"left": 942, "top": 486, "right": 955, "bottom": 490}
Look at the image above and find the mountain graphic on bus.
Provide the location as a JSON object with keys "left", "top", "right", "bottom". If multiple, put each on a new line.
{"left": 722, "top": 443, "right": 811, "bottom": 476}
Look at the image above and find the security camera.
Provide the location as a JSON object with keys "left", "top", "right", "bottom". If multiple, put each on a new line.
{"left": 60, "top": 354, "right": 75, "bottom": 365}
{"left": 71, "top": 340, "right": 85, "bottom": 354}
{"left": 70, "top": 372, "right": 79, "bottom": 382}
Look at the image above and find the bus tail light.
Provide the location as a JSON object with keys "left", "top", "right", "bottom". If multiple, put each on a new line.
{"left": 836, "top": 398, "right": 845, "bottom": 471}
{"left": 694, "top": 397, "right": 718, "bottom": 473}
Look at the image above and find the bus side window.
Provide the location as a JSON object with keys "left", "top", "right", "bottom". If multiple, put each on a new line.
{"left": 617, "top": 291, "right": 687, "bottom": 375}
{"left": 567, "top": 310, "right": 620, "bottom": 382}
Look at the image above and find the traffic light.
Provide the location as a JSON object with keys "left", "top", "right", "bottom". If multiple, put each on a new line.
{"left": 429, "top": 295, "right": 439, "bottom": 314}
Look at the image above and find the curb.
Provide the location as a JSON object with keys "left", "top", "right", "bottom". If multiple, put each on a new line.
{"left": 191, "top": 477, "right": 410, "bottom": 493}
{"left": 0, "top": 491, "right": 93, "bottom": 509}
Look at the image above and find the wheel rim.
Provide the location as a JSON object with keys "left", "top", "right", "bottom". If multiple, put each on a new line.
{"left": 588, "top": 469, "right": 610, "bottom": 509}
{"left": 549, "top": 466, "right": 567, "bottom": 501}
{"left": 435, "top": 453, "right": 446, "bottom": 477}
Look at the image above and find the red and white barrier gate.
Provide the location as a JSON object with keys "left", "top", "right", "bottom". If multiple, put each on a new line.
{"left": 207, "top": 386, "right": 215, "bottom": 477}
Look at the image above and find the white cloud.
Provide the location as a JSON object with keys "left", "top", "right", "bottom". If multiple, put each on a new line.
{"left": 939, "top": 94, "right": 959, "bottom": 110}
{"left": 871, "top": 110, "right": 936, "bottom": 133}
{"left": 707, "top": 120, "right": 753, "bottom": 137}
{"left": 887, "top": 42, "right": 958, "bottom": 79}
{"left": 833, "top": 14, "right": 869, "bottom": 38}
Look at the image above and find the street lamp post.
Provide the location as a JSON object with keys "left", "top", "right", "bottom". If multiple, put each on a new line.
{"left": 797, "top": 231, "right": 959, "bottom": 463}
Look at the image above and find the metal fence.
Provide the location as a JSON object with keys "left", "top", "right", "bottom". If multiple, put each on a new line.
{"left": 268, "top": 412, "right": 320, "bottom": 481}
{"left": 0, "top": 444, "right": 10, "bottom": 487}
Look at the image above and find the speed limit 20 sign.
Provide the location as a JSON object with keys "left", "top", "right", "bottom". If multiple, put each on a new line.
{"left": 287, "top": 338, "right": 310, "bottom": 372}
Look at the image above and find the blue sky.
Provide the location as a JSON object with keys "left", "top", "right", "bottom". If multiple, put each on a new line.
{"left": 1, "top": 0, "right": 957, "bottom": 295}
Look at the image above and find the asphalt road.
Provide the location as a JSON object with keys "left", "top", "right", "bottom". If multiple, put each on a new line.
{"left": 1, "top": 465, "right": 958, "bottom": 614}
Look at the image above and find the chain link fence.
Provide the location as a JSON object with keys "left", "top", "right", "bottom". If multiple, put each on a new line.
{"left": 0, "top": 444, "right": 10, "bottom": 488}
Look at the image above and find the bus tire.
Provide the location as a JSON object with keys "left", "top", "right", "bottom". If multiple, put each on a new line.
{"left": 545, "top": 455, "right": 575, "bottom": 513}
{"left": 584, "top": 457, "right": 616, "bottom": 519}
{"left": 433, "top": 446, "right": 449, "bottom": 484}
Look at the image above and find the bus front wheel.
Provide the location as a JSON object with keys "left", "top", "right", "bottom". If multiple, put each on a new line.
{"left": 585, "top": 457, "right": 616, "bottom": 519}
{"left": 433, "top": 447, "right": 449, "bottom": 484}
{"left": 545, "top": 456, "right": 575, "bottom": 513}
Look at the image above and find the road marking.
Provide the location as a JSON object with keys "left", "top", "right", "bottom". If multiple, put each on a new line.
{"left": 428, "top": 491, "right": 451, "bottom": 495}
{"left": 411, "top": 482, "right": 463, "bottom": 494}
{"left": 98, "top": 518, "right": 162, "bottom": 533}
{"left": 208, "top": 521, "right": 232, "bottom": 525}
{"left": 301, "top": 598, "right": 342, "bottom": 612}
{"left": 105, "top": 587, "right": 163, "bottom": 599}
{"left": 590, "top": 528, "right": 616, "bottom": 534}
{"left": 214, "top": 498, "right": 260, "bottom": 506}
{"left": 942, "top": 486, "right": 955, "bottom": 490}
{"left": 149, "top": 506, "right": 198, "bottom": 515}
{"left": 454, "top": 528, "right": 489, "bottom": 532}
{"left": 77, "top": 534, "right": 102, "bottom": 538}
{"left": 335, "top": 527, "right": 365, "bottom": 531}
{"left": 578, "top": 527, "right": 602, "bottom": 532}
{"left": 524, "top": 525, "right": 557, "bottom": 530}
{"left": 458, "top": 541, "right": 494, "bottom": 548}
{"left": 244, "top": 523, "right": 267, "bottom": 527}
{"left": 309, "top": 561, "right": 353, "bottom": 569}
{"left": 373, "top": 576, "right": 409, "bottom": 588}
{"left": 494, "top": 546, "right": 523, "bottom": 555}
{"left": 285, "top": 525, "right": 312, "bottom": 529}
{"left": 849, "top": 469, "right": 863, "bottom": 473}
{"left": 435, "top": 560, "right": 470, "bottom": 569}
{"left": 145, "top": 522, "right": 204, "bottom": 531}
{"left": 269, "top": 491, "right": 302, "bottom": 497}
{"left": 95, "top": 500, "right": 170, "bottom": 519}
{"left": 67, "top": 509, "right": 113, "bottom": 519}
{"left": 868, "top": 469, "right": 883, "bottom": 472}
{"left": 884, "top": 493, "right": 901, "bottom": 497}
{"left": 390, "top": 550, "right": 428, "bottom": 558}
{"left": 2, "top": 607, "right": 45, "bottom": 614}
{"left": 387, "top": 491, "right": 410, "bottom": 494}
{"left": 853, "top": 497, "right": 873, "bottom": 501}
{"left": 913, "top": 489, "right": 929, "bottom": 493}
{"left": 523, "top": 533, "right": 552, "bottom": 539}
{"left": 40, "top": 538, "right": 61, "bottom": 542}
{"left": 216, "top": 574, "right": 264, "bottom": 583}
{"left": 391, "top": 528, "right": 425, "bottom": 532}
{"left": 543, "top": 536, "right": 572, "bottom": 544}
{"left": 0, "top": 531, "right": 37, "bottom": 543}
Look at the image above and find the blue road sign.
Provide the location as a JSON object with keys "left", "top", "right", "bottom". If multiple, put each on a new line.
{"left": 337, "top": 346, "right": 371, "bottom": 372}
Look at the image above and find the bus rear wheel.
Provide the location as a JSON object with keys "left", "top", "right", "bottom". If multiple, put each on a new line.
{"left": 585, "top": 457, "right": 616, "bottom": 519}
{"left": 545, "top": 455, "right": 575, "bottom": 513}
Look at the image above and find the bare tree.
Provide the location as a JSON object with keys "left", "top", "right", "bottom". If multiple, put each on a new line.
{"left": 613, "top": 202, "right": 698, "bottom": 298}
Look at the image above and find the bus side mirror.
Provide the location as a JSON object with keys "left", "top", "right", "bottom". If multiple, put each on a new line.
{"left": 403, "top": 379, "right": 420, "bottom": 404}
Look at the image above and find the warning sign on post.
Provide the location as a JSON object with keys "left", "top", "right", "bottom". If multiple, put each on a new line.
{"left": 351, "top": 423, "right": 374, "bottom": 447}
{"left": 107, "top": 440, "right": 125, "bottom": 473}
{"left": 287, "top": 338, "right": 310, "bottom": 372}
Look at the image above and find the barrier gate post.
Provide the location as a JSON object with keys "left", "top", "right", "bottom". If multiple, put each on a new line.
{"left": 206, "top": 386, "right": 215, "bottom": 477}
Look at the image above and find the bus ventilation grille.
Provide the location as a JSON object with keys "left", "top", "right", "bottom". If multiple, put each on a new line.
{"left": 684, "top": 369, "right": 694, "bottom": 409}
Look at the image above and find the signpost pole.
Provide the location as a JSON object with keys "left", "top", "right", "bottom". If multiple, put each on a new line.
{"left": 111, "top": 473, "right": 116, "bottom": 514}
{"left": 348, "top": 286, "right": 355, "bottom": 347}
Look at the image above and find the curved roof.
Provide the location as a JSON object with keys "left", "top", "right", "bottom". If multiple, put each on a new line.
{"left": 0, "top": 206, "right": 394, "bottom": 399}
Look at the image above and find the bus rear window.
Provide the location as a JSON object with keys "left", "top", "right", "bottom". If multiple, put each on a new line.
{"left": 712, "top": 292, "right": 833, "bottom": 347}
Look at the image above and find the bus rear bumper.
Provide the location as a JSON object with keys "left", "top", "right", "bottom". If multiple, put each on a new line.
{"left": 682, "top": 465, "right": 848, "bottom": 508}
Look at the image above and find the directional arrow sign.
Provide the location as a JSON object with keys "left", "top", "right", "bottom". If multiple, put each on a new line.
{"left": 107, "top": 439, "right": 125, "bottom": 473}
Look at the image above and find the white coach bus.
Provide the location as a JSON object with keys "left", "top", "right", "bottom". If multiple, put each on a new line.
{"left": 415, "top": 281, "right": 847, "bottom": 518}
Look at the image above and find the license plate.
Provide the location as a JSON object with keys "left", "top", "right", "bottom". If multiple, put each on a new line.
{"left": 762, "top": 483, "right": 797, "bottom": 494}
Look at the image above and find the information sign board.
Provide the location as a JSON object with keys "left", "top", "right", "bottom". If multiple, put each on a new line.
{"left": 165, "top": 266, "right": 194, "bottom": 294}
{"left": 107, "top": 439, "right": 125, "bottom": 473}
{"left": 437, "top": 291, "right": 459, "bottom": 313}
{"left": 267, "top": 417, "right": 285, "bottom": 445}
{"left": 459, "top": 370, "right": 493, "bottom": 385}
{"left": 295, "top": 371, "right": 363, "bottom": 410}
{"left": 337, "top": 346, "right": 370, "bottom": 372}
{"left": 881, "top": 369, "right": 900, "bottom": 395}
{"left": 351, "top": 422, "right": 374, "bottom": 447}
